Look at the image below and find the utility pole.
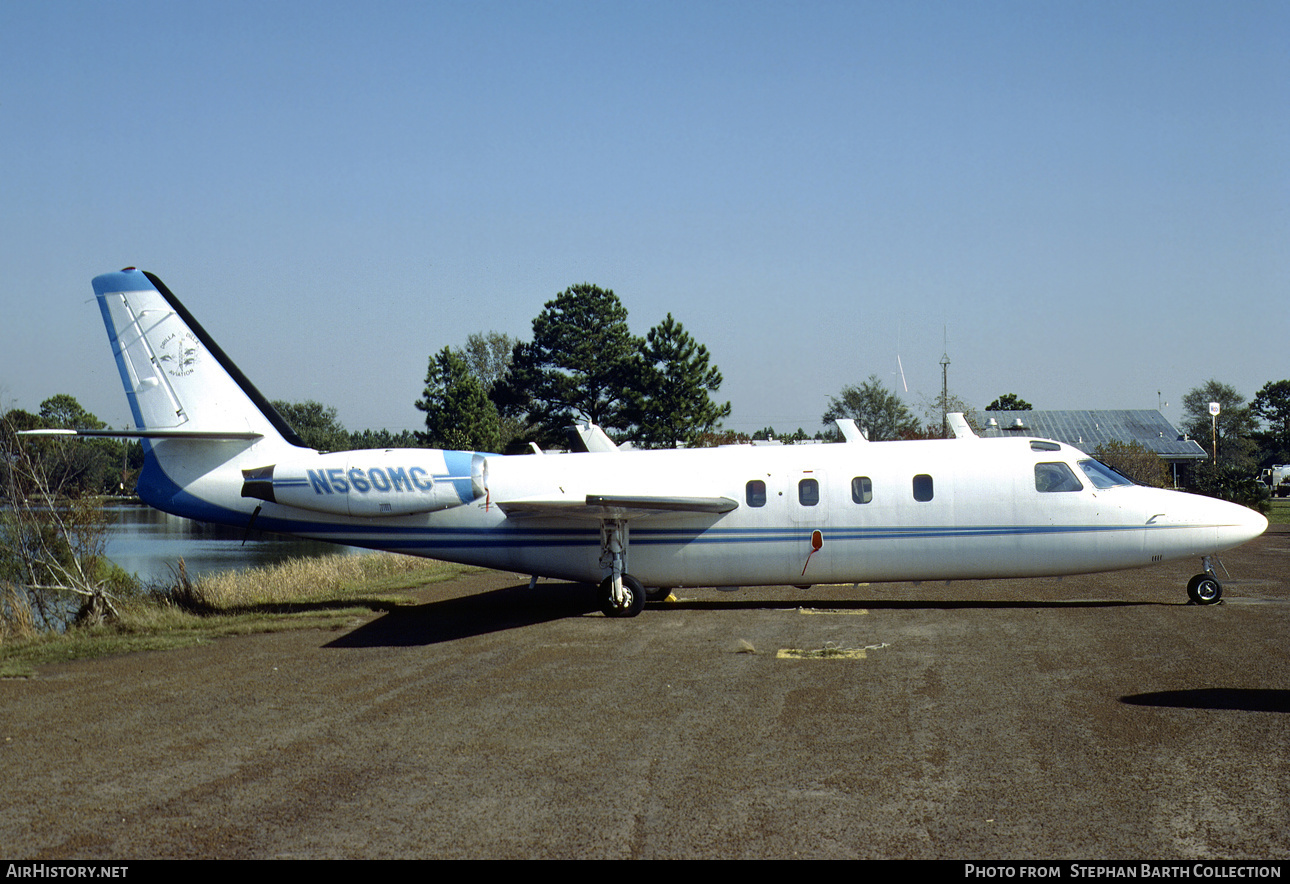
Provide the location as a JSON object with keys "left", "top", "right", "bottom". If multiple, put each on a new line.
{"left": 1209, "top": 402, "right": 1220, "bottom": 467}
{"left": 940, "top": 334, "right": 951, "bottom": 439}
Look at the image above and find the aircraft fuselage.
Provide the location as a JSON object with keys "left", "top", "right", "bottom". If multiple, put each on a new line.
{"left": 140, "top": 432, "right": 1266, "bottom": 590}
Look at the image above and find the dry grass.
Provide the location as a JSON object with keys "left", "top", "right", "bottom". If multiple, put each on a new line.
{"left": 187, "top": 552, "right": 465, "bottom": 610}
{"left": 1, "top": 552, "right": 473, "bottom": 676}
{"left": 1, "top": 582, "right": 37, "bottom": 643}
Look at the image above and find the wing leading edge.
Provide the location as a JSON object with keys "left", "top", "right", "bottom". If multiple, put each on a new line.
{"left": 497, "top": 494, "right": 738, "bottom": 520}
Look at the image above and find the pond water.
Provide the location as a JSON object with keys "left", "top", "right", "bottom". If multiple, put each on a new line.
{"left": 104, "top": 501, "right": 363, "bottom": 584}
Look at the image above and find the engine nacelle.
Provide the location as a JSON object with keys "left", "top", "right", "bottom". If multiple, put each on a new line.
{"left": 241, "top": 449, "right": 481, "bottom": 517}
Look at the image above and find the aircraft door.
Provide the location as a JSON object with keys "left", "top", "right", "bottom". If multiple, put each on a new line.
{"left": 788, "top": 470, "right": 831, "bottom": 581}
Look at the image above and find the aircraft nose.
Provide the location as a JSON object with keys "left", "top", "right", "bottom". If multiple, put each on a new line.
{"left": 1148, "top": 489, "right": 1269, "bottom": 555}
{"left": 1215, "top": 499, "right": 1269, "bottom": 549}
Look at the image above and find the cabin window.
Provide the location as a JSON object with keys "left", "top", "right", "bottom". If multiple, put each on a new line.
{"left": 912, "top": 474, "right": 934, "bottom": 502}
{"left": 1035, "top": 462, "right": 1083, "bottom": 493}
{"left": 798, "top": 478, "right": 820, "bottom": 506}
{"left": 851, "top": 476, "right": 873, "bottom": 504}
{"left": 746, "top": 480, "right": 766, "bottom": 507}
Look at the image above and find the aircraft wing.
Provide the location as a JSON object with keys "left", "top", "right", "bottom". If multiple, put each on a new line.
{"left": 497, "top": 494, "right": 738, "bottom": 520}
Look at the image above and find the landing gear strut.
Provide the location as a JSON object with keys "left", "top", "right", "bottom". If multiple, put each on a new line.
{"left": 1186, "top": 556, "right": 1222, "bottom": 605}
{"left": 598, "top": 518, "right": 645, "bottom": 617}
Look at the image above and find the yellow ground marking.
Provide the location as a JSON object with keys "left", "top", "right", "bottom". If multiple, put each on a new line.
{"left": 776, "top": 642, "right": 889, "bottom": 660}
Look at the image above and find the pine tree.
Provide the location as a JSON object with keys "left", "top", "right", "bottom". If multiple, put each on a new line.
{"left": 416, "top": 347, "right": 503, "bottom": 452}
{"left": 629, "top": 314, "right": 731, "bottom": 448}
{"left": 496, "top": 284, "right": 640, "bottom": 443}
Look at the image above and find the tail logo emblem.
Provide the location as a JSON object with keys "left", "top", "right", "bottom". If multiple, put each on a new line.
{"left": 158, "top": 332, "right": 199, "bottom": 376}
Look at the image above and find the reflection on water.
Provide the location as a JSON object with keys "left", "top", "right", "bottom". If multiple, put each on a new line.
{"left": 105, "top": 501, "right": 362, "bottom": 583}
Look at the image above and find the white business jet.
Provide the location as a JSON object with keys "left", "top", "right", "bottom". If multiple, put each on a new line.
{"left": 43, "top": 269, "right": 1268, "bottom": 616}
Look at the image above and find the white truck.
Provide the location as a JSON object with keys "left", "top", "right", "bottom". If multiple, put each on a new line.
{"left": 1258, "top": 465, "right": 1290, "bottom": 498}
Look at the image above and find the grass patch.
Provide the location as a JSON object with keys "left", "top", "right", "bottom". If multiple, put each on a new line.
{"left": 182, "top": 551, "right": 466, "bottom": 610}
{"left": 1, "top": 553, "right": 473, "bottom": 677}
{"left": 1267, "top": 499, "right": 1290, "bottom": 525}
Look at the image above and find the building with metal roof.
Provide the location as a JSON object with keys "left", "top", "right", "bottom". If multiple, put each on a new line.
{"left": 975, "top": 410, "right": 1207, "bottom": 485}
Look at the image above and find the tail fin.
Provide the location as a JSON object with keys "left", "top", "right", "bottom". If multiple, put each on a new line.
{"left": 93, "top": 269, "right": 306, "bottom": 447}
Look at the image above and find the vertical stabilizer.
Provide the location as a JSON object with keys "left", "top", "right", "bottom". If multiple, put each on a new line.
{"left": 92, "top": 269, "right": 305, "bottom": 447}
{"left": 946, "top": 412, "right": 978, "bottom": 439}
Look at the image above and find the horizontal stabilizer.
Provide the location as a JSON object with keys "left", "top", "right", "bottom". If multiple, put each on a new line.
{"left": 498, "top": 494, "right": 737, "bottom": 520}
{"left": 19, "top": 428, "right": 263, "bottom": 440}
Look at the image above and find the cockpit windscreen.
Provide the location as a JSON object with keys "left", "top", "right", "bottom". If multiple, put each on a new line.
{"left": 1078, "top": 459, "right": 1135, "bottom": 489}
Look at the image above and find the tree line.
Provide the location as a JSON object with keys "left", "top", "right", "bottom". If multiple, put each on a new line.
{"left": 2, "top": 398, "right": 138, "bottom": 632}
{"left": 416, "top": 283, "right": 730, "bottom": 452}
{"left": 1176, "top": 378, "right": 1290, "bottom": 503}
{"left": 413, "top": 285, "right": 1040, "bottom": 452}
{"left": 1, "top": 395, "right": 142, "bottom": 498}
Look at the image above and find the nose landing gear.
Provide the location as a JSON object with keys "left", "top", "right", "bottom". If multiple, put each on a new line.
{"left": 1186, "top": 556, "right": 1222, "bottom": 605}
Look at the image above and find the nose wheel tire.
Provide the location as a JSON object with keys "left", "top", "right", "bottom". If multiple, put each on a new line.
{"left": 599, "top": 574, "right": 646, "bottom": 618}
{"left": 1187, "top": 573, "right": 1222, "bottom": 605}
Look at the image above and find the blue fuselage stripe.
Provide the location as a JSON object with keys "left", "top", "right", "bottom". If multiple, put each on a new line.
{"left": 220, "top": 521, "right": 1169, "bottom": 548}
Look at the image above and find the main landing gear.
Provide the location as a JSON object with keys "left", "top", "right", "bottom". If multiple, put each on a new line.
{"left": 599, "top": 573, "right": 645, "bottom": 618}
{"left": 1186, "top": 556, "right": 1222, "bottom": 605}
{"left": 597, "top": 517, "right": 645, "bottom": 618}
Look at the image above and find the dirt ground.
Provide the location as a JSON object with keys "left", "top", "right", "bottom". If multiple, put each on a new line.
{"left": 2, "top": 528, "right": 1288, "bottom": 859}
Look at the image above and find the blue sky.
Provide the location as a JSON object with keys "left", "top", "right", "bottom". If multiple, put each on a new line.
{"left": 2, "top": 1, "right": 1285, "bottom": 436}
